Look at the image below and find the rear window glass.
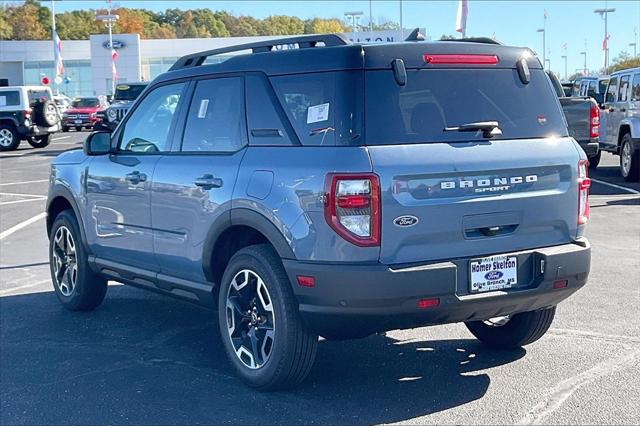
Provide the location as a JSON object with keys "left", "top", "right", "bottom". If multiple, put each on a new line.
{"left": 270, "top": 71, "right": 363, "bottom": 146}
{"left": 72, "top": 98, "right": 100, "bottom": 108}
{"left": 114, "top": 84, "right": 146, "bottom": 101}
{"left": 365, "top": 69, "right": 568, "bottom": 145}
{"left": 28, "top": 89, "right": 51, "bottom": 106}
{"left": 0, "top": 91, "right": 20, "bottom": 107}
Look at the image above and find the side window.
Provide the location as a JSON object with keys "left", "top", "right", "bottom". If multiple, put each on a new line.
{"left": 118, "top": 83, "right": 184, "bottom": 153}
{"left": 246, "top": 74, "right": 295, "bottom": 146}
{"left": 0, "top": 91, "right": 21, "bottom": 107}
{"left": 588, "top": 80, "right": 597, "bottom": 97}
{"left": 631, "top": 74, "right": 640, "bottom": 101}
{"left": 605, "top": 77, "right": 618, "bottom": 103}
{"left": 270, "top": 71, "right": 363, "bottom": 146}
{"left": 181, "top": 77, "right": 247, "bottom": 152}
{"left": 618, "top": 75, "right": 630, "bottom": 102}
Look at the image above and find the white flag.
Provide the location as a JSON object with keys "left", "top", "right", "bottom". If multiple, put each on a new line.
{"left": 455, "top": 0, "right": 468, "bottom": 35}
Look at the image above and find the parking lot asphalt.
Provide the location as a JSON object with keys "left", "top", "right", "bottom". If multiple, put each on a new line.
{"left": 1, "top": 132, "right": 639, "bottom": 425}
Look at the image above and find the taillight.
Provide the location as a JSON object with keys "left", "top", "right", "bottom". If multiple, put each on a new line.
{"left": 423, "top": 54, "right": 499, "bottom": 65}
{"left": 324, "top": 174, "right": 380, "bottom": 247}
{"left": 578, "top": 160, "right": 590, "bottom": 225}
{"left": 23, "top": 109, "right": 31, "bottom": 119}
{"left": 589, "top": 103, "right": 600, "bottom": 138}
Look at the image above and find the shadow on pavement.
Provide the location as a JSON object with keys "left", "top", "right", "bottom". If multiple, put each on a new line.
{"left": 1, "top": 286, "right": 525, "bottom": 425}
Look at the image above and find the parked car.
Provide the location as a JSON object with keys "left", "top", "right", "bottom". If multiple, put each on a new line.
{"left": 547, "top": 71, "right": 601, "bottom": 167}
{"left": 61, "top": 96, "right": 109, "bottom": 132}
{"left": 47, "top": 34, "right": 591, "bottom": 390}
{"left": 572, "top": 76, "right": 610, "bottom": 104}
{"left": 94, "top": 82, "right": 147, "bottom": 132}
{"left": 53, "top": 95, "right": 72, "bottom": 114}
{"left": 561, "top": 80, "right": 573, "bottom": 97}
{"left": 0, "top": 85, "right": 60, "bottom": 151}
{"left": 599, "top": 67, "right": 640, "bottom": 181}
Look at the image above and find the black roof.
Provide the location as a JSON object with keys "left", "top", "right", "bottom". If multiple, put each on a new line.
{"left": 156, "top": 34, "right": 541, "bottom": 84}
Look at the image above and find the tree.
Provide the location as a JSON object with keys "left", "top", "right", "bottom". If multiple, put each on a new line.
{"left": 607, "top": 55, "right": 640, "bottom": 73}
{"left": 191, "top": 9, "right": 229, "bottom": 37}
{"left": 7, "top": 2, "right": 48, "bottom": 39}
{"left": 56, "top": 10, "right": 102, "bottom": 40}
{"left": 304, "top": 18, "right": 345, "bottom": 34}
{"left": 261, "top": 15, "right": 304, "bottom": 36}
{"left": 0, "top": 6, "right": 14, "bottom": 40}
{"left": 175, "top": 11, "right": 199, "bottom": 38}
{"left": 150, "top": 23, "right": 177, "bottom": 39}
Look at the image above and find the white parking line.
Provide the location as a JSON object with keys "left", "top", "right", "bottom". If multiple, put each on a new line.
{"left": 0, "top": 279, "right": 50, "bottom": 296}
{"left": 590, "top": 178, "right": 640, "bottom": 195}
{"left": 0, "top": 179, "right": 49, "bottom": 187}
{"left": 0, "top": 192, "right": 47, "bottom": 198}
{"left": 52, "top": 136, "right": 70, "bottom": 141}
{"left": 0, "top": 212, "right": 46, "bottom": 240}
{"left": 0, "top": 198, "right": 46, "bottom": 206}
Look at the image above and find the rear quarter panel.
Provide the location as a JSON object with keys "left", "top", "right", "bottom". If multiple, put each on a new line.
{"left": 233, "top": 146, "right": 377, "bottom": 262}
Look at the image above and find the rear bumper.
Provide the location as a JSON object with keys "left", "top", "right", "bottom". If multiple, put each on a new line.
{"left": 577, "top": 138, "right": 599, "bottom": 157}
{"left": 17, "top": 124, "right": 59, "bottom": 137}
{"left": 283, "top": 240, "right": 590, "bottom": 339}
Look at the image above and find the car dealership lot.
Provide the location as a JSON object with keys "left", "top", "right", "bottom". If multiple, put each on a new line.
{"left": 1, "top": 133, "right": 638, "bottom": 425}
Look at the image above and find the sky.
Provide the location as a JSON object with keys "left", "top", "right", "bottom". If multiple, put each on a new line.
{"left": 39, "top": 0, "right": 640, "bottom": 77}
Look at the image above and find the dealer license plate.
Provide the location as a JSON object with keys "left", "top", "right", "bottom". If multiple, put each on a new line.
{"left": 74, "top": 119, "right": 82, "bottom": 124}
{"left": 470, "top": 255, "right": 518, "bottom": 293}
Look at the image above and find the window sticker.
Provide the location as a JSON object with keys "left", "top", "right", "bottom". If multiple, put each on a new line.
{"left": 197, "top": 99, "right": 209, "bottom": 118}
{"left": 0, "top": 96, "right": 6, "bottom": 107}
{"left": 306, "top": 102, "right": 329, "bottom": 124}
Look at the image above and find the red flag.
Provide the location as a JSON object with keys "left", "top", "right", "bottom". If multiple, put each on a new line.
{"left": 602, "top": 33, "right": 610, "bottom": 51}
{"left": 111, "top": 48, "right": 118, "bottom": 82}
{"left": 53, "top": 30, "right": 64, "bottom": 77}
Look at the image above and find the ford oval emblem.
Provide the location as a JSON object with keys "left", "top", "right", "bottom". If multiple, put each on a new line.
{"left": 485, "top": 271, "right": 503, "bottom": 280}
{"left": 393, "top": 215, "right": 419, "bottom": 227}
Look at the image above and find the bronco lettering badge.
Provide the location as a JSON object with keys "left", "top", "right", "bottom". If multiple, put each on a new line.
{"left": 393, "top": 215, "right": 419, "bottom": 227}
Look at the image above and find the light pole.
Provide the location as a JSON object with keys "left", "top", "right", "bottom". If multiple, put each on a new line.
{"left": 580, "top": 51, "right": 587, "bottom": 75}
{"left": 96, "top": 2, "right": 119, "bottom": 97}
{"left": 630, "top": 43, "right": 637, "bottom": 57}
{"left": 594, "top": 7, "right": 615, "bottom": 70}
{"left": 537, "top": 28, "right": 546, "bottom": 69}
{"left": 561, "top": 55, "right": 568, "bottom": 80}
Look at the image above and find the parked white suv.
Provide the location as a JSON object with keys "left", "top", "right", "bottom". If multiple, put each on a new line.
{"left": 0, "top": 85, "right": 61, "bottom": 151}
{"left": 599, "top": 67, "right": 640, "bottom": 181}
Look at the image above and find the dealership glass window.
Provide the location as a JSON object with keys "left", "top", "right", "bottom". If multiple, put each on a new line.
{"left": 141, "top": 57, "right": 178, "bottom": 81}
{"left": 631, "top": 74, "right": 640, "bottom": 101}
{"left": 23, "top": 60, "right": 92, "bottom": 98}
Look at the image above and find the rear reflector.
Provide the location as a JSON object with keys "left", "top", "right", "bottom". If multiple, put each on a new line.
{"left": 296, "top": 276, "right": 315, "bottom": 288}
{"left": 423, "top": 54, "right": 499, "bottom": 65}
{"left": 553, "top": 280, "right": 568, "bottom": 289}
{"left": 417, "top": 298, "right": 440, "bottom": 309}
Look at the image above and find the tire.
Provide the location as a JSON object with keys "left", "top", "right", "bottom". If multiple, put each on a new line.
{"left": 0, "top": 124, "right": 20, "bottom": 151}
{"left": 588, "top": 150, "right": 601, "bottom": 169}
{"left": 27, "top": 134, "right": 51, "bottom": 148}
{"left": 49, "top": 210, "right": 108, "bottom": 311}
{"left": 75, "top": 126, "right": 82, "bottom": 132}
{"left": 217, "top": 244, "right": 318, "bottom": 390}
{"left": 620, "top": 133, "right": 640, "bottom": 182}
{"left": 62, "top": 126, "right": 69, "bottom": 132}
{"left": 465, "top": 307, "right": 556, "bottom": 349}
{"left": 33, "top": 100, "right": 60, "bottom": 127}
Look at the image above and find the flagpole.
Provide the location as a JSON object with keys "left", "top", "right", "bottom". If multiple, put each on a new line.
{"left": 51, "top": 0, "right": 57, "bottom": 94}
{"left": 107, "top": 0, "right": 115, "bottom": 97}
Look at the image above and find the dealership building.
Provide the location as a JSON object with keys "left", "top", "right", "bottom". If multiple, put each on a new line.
{"left": 0, "top": 30, "right": 406, "bottom": 98}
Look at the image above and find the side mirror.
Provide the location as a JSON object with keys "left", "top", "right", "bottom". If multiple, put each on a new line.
{"left": 84, "top": 131, "right": 112, "bottom": 156}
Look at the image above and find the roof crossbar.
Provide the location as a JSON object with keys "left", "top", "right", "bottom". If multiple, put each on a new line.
{"left": 169, "top": 33, "right": 351, "bottom": 71}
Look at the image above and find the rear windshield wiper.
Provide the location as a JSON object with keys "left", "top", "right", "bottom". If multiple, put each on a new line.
{"left": 444, "top": 121, "right": 502, "bottom": 138}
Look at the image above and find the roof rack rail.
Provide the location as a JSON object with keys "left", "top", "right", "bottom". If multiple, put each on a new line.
{"left": 441, "top": 37, "right": 502, "bottom": 45}
{"left": 170, "top": 33, "right": 351, "bottom": 71}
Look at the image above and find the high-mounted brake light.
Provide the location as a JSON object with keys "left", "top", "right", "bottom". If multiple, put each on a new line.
{"left": 423, "top": 54, "right": 499, "bottom": 65}
{"left": 324, "top": 174, "right": 380, "bottom": 247}
{"left": 578, "top": 159, "right": 590, "bottom": 225}
{"left": 589, "top": 103, "right": 600, "bottom": 139}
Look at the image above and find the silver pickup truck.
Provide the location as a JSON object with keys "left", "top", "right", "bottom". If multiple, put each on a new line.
{"left": 547, "top": 71, "right": 601, "bottom": 167}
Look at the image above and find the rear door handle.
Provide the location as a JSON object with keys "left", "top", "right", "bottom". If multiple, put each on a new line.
{"left": 194, "top": 174, "right": 223, "bottom": 190}
{"left": 609, "top": 107, "right": 615, "bottom": 112}
{"left": 620, "top": 108, "right": 626, "bottom": 112}
{"left": 125, "top": 171, "right": 147, "bottom": 184}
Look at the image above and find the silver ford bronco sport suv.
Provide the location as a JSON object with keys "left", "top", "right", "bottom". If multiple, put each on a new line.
{"left": 46, "top": 34, "right": 591, "bottom": 390}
